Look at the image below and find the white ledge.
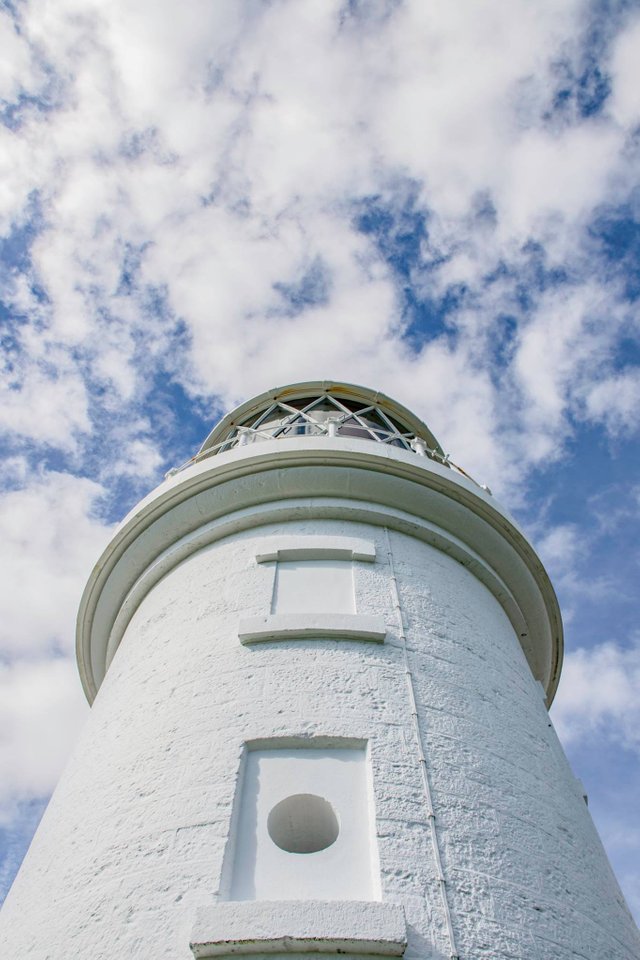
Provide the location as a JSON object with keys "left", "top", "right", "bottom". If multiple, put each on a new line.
{"left": 190, "top": 900, "right": 407, "bottom": 957}
{"left": 238, "top": 614, "right": 386, "bottom": 645}
{"left": 255, "top": 536, "right": 376, "bottom": 564}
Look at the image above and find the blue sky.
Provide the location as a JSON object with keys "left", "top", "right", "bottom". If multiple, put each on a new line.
{"left": 1, "top": 0, "right": 640, "bottom": 923}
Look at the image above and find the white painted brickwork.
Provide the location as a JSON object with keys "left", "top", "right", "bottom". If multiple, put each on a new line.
{"left": 1, "top": 422, "right": 639, "bottom": 960}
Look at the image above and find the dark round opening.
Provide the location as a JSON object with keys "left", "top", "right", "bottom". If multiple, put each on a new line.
{"left": 267, "top": 793, "right": 339, "bottom": 854}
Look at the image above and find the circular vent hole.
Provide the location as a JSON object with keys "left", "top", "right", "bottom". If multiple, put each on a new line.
{"left": 267, "top": 793, "right": 339, "bottom": 854}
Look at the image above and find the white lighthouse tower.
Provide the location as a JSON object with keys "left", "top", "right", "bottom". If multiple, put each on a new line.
{"left": 1, "top": 381, "right": 639, "bottom": 960}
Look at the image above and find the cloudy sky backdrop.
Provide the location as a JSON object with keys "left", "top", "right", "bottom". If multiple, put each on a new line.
{"left": 1, "top": 0, "right": 640, "bottom": 921}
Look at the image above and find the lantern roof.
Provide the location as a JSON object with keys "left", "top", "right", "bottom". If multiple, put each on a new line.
{"left": 195, "top": 381, "right": 446, "bottom": 463}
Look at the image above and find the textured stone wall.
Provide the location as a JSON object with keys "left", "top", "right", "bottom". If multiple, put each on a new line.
{"left": 1, "top": 515, "right": 638, "bottom": 960}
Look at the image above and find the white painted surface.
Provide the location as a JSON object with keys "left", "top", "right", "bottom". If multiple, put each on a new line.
{"left": 190, "top": 900, "right": 407, "bottom": 957}
{"left": 254, "top": 535, "right": 376, "bottom": 563}
{"left": 75, "top": 436, "right": 563, "bottom": 702}
{"left": 1, "top": 421, "right": 639, "bottom": 959}
{"left": 238, "top": 613, "right": 386, "bottom": 644}
{"left": 229, "top": 747, "right": 378, "bottom": 902}
{"left": 272, "top": 560, "right": 354, "bottom": 615}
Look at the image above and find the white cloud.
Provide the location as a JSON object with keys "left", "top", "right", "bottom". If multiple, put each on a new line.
{"left": 537, "top": 522, "right": 582, "bottom": 576}
{"left": 0, "top": 12, "right": 39, "bottom": 103}
{"left": 501, "top": 123, "right": 620, "bottom": 237}
{"left": 0, "top": 470, "right": 113, "bottom": 658}
{"left": 510, "top": 281, "right": 632, "bottom": 461}
{"left": 585, "top": 368, "right": 640, "bottom": 435}
{"left": 609, "top": 14, "right": 640, "bottom": 128}
{"left": 0, "top": 0, "right": 636, "bottom": 492}
{"left": 533, "top": 523, "right": 594, "bottom": 626}
{"left": 0, "top": 1, "right": 637, "bottom": 513}
{"left": 552, "top": 637, "right": 640, "bottom": 750}
{"left": 0, "top": 657, "right": 88, "bottom": 822}
{"left": 0, "top": 359, "right": 91, "bottom": 452}
{"left": 111, "top": 437, "right": 163, "bottom": 477}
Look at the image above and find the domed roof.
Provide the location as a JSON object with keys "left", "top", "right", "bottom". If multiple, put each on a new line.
{"left": 196, "top": 381, "right": 446, "bottom": 461}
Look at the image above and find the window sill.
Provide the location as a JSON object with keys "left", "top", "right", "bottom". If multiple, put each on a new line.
{"left": 190, "top": 900, "right": 407, "bottom": 957}
{"left": 255, "top": 536, "right": 376, "bottom": 563}
{"left": 238, "top": 613, "right": 386, "bottom": 645}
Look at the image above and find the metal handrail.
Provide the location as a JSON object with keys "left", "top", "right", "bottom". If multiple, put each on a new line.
{"left": 164, "top": 418, "right": 486, "bottom": 493}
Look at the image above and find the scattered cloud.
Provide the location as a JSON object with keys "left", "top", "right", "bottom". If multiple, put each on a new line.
{"left": 585, "top": 367, "right": 640, "bottom": 434}
{"left": 0, "top": 468, "right": 112, "bottom": 658}
{"left": 1, "top": 0, "right": 639, "bottom": 496}
{"left": 553, "top": 636, "right": 640, "bottom": 750}
{"left": 608, "top": 13, "right": 640, "bottom": 129}
{"left": 537, "top": 522, "right": 583, "bottom": 576}
{"left": 0, "top": 658, "right": 88, "bottom": 822}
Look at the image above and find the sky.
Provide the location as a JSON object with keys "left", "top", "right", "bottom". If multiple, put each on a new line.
{"left": 1, "top": 0, "right": 640, "bottom": 923}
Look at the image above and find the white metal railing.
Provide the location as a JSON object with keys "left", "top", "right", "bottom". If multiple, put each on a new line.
{"left": 164, "top": 415, "right": 488, "bottom": 494}
{"left": 164, "top": 392, "right": 491, "bottom": 491}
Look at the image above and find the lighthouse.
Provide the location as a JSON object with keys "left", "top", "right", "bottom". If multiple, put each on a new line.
{"left": 1, "top": 380, "right": 639, "bottom": 959}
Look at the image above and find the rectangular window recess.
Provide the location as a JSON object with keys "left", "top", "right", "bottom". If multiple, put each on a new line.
{"left": 190, "top": 900, "right": 407, "bottom": 957}
{"left": 238, "top": 613, "right": 386, "bottom": 645}
{"left": 255, "top": 536, "right": 376, "bottom": 564}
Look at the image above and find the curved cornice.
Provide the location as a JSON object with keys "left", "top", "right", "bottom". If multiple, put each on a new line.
{"left": 76, "top": 437, "right": 563, "bottom": 707}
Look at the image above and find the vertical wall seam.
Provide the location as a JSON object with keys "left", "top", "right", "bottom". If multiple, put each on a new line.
{"left": 268, "top": 559, "right": 278, "bottom": 614}
{"left": 384, "top": 527, "right": 459, "bottom": 960}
